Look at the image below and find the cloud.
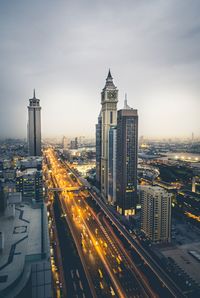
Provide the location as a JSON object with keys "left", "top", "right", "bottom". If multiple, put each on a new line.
{"left": 0, "top": 0, "right": 199, "bottom": 138}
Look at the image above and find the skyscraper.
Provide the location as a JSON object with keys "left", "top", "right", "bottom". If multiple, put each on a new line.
{"left": 27, "top": 90, "right": 42, "bottom": 156}
{"left": 62, "top": 136, "right": 69, "bottom": 149}
{"left": 96, "top": 110, "right": 102, "bottom": 187}
{"left": 101, "top": 70, "right": 118, "bottom": 200}
{"left": 116, "top": 97, "right": 138, "bottom": 216}
{"left": 140, "top": 186, "right": 172, "bottom": 243}
{"left": 108, "top": 126, "right": 117, "bottom": 205}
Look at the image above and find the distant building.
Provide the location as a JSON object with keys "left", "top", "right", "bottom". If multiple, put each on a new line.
{"left": 70, "top": 137, "right": 78, "bottom": 150}
{"left": 140, "top": 186, "right": 172, "bottom": 243}
{"left": 96, "top": 111, "right": 102, "bottom": 188}
{"left": 16, "top": 168, "right": 43, "bottom": 202}
{"left": 116, "top": 97, "right": 138, "bottom": 216}
{"left": 62, "top": 136, "right": 69, "bottom": 149}
{"left": 192, "top": 177, "right": 196, "bottom": 193}
{"left": 101, "top": 70, "right": 118, "bottom": 200}
{"left": 0, "top": 183, "right": 5, "bottom": 212}
{"left": 19, "top": 156, "right": 42, "bottom": 170}
{"left": 108, "top": 126, "right": 117, "bottom": 205}
{"left": 27, "top": 90, "right": 42, "bottom": 156}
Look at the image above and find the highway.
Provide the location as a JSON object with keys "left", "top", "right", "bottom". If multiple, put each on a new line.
{"left": 44, "top": 148, "right": 185, "bottom": 298}
{"left": 44, "top": 148, "right": 155, "bottom": 297}
{"left": 64, "top": 156, "right": 185, "bottom": 298}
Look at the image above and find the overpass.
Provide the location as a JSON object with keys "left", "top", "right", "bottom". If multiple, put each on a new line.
{"left": 48, "top": 186, "right": 84, "bottom": 193}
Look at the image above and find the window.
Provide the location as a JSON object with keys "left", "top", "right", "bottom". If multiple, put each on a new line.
{"left": 110, "top": 111, "right": 113, "bottom": 124}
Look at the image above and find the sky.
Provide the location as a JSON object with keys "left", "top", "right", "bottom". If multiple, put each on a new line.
{"left": 0, "top": 0, "right": 199, "bottom": 139}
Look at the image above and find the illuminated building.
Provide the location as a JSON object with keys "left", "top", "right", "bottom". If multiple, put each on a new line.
{"left": 108, "top": 126, "right": 117, "bottom": 205}
{"left": 192, "top": 177, "right": 196, "bottom": 193}
{"left": 116, "top": 97, "right": 138, "bottom": 216}
{"left": 96, "top": 111, "right": 102, "bottom": 187}
{"left": 16, "top": 168, "right": 43, "bottom": 202}
{"left": 27, "top": 90, "right": 42, "bottom": 156}
{"left": 100, "top": 70, "right": 118, "bottom": 200}
{"left": 140, "top": 186, "right": 171, "bottom": 243}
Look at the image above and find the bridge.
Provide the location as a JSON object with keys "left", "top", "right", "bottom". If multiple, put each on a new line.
{"left": 48, "top": 186, "right": 84, "bottom": 193}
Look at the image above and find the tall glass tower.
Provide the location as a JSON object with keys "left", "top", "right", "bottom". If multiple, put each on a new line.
{"left": 116, "top": 97, "right": 138, "bottom": 216}
{"left": 96, "top": 110, "right": 102, "bottom": 188}
{"left": 27, "top": 90, "right": 41, "bottom": 156}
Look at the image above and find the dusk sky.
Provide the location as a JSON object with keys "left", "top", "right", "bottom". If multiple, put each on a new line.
{"left": 0, "top": 0, "right": 199, "bottom": 139}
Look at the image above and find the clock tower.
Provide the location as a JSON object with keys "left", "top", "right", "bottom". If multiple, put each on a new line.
{"left": 101, "top": 70, "right": 118, "bottom": 200}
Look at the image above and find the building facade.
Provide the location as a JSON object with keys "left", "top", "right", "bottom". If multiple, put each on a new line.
{"left": 108, "top": 126, "right": 117, "bottom": 205}
{"left": 28, "top": 90, "right": 41, "bottom": 156}
{"left": 62, "top": 136, "right": 69, "bottom": 149}
{"left": 101, "top": 70, "right": 118, "bottom": 200}
{"left": 16, "top": 168, "right": 43, "bottom": 202}
{"left": 116, "top": 99, "right": 138, "bottom": 216}
{"left": 140, "top": 186, "right": 172, "bottom": 243}
{"left": 96, "top": 111, "right": 102, "bottom": 188}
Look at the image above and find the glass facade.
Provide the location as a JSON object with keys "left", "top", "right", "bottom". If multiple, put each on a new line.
{"left": 95, "top": 113, "right": 102, "bottom": 187}
{"left": 116, "top": 109, "right": 138, "bottom": 216}
{"left": 108, "top": 126, "right": 117, "bottom": 205}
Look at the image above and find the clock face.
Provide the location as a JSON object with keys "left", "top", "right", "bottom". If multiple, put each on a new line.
{"left": 107, "top": 91, "right": 117, "bottom": 100}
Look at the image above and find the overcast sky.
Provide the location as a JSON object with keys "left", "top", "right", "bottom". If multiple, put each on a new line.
{"left": 0, "top": 0, "right": 199, "bottom": 139}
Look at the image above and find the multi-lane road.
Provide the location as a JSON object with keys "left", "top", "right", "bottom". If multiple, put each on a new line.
{"left": 44, "top": 148, "right": 185, "bottom": 298}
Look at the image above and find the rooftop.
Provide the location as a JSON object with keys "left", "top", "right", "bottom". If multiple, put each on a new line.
{"left": 0, "top": 202, "right": 51, "bottom": 298}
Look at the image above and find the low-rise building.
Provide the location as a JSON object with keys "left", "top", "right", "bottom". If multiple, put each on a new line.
{"left": 0, "top": 198, "right": 51, "bottom": 298}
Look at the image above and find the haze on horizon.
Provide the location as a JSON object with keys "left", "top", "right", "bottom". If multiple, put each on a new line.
{"left": 0, "top": 0, "right": 199, "bottom": 140}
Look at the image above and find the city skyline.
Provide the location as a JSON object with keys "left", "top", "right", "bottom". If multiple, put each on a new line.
{"left": 0, "top": 2, "right": 200, "bottom": 298}
{"left": 0, "top": 0, "right": 200, "bottom": 139}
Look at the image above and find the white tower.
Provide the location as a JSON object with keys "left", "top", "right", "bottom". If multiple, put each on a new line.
{"left": 28, "top": 90, "right": 42, "bottom": 156}
{"left": 101, "top": 70, "right": 118, "bottom": 200}
{"left": 192, "top": 177, "right": 196, "bottom": 193}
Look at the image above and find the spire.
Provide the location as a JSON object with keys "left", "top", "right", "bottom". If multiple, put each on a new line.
{"left": 124, "top": 93, "right": 132, "bottom": 110}
{"left": 124, "top": 93, "right": 128, "bottom": 108}
{"left": 107, "top": 69, "right": 113, "bottom": 80}
{"left": 33, "top": 89, "right": 36, "bottom": 98}
{"left": 103, "top": 69, "right": 116, "bottom": 90}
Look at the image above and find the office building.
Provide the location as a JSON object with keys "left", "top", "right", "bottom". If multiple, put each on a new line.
{"left": 19, "top": 156, "right": 42, "bottom": 170}
{"left": 16, "top": 168, "right": 43, "bottom": 202}
{"left": 62, "top": 136, "right": 69, "bottom": 149}
{"left": 70, "top": 137, "right": 78, "bottom": 150}
{"left": 27, "top": 90, "right": 42, "bottom": 156}
{"left": 108, "top": 126, "right": 117, "bottom": 205}
{"left": 96, "top": 111, "right": 102, "bottom": 188}
{"left": 140, "top": 186, "right": 172, "bottom": 243}
{"left": 101, "top": 70, "right": 118, "bottom": 200}
{"left": 116, "top": 97, "right": 138, "bottom": 216}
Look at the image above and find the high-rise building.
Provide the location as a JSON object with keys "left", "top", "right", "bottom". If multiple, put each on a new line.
{"left": 140, "top": 186, "right": 172, "bottom": 243}
{"left": 27, "top": 90, "right": 42, "bottom": 156}
{"left": 101, "top": 70, "right": 118, "bottom": 200}
{"left": 96, "top": 111, "right": 102, "bottom": 187}
{"left": 62, "top": 136, "right": 69, "bottom": 149}
{"left": 16, "top": 168, "right": 43, "bottom": 202}
{"left": 116, "top": 97, "right": 138, "bottom": 216}
{"left": 108, "top": 126, "right": 117, "bottom": 205}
